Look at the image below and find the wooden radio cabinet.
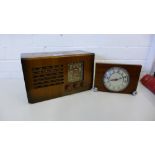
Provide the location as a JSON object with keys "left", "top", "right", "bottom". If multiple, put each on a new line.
{"left": 21, "top": 51, "right": 95, "bottom": 103}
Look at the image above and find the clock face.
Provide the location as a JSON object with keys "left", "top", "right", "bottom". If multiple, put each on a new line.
{"left": 103, "top": 67, "right": 130, "bottom": 92}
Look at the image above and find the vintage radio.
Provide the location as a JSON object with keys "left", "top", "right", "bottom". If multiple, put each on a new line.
{"left": 21, "top": 51, "right": 95, "bottom": 103}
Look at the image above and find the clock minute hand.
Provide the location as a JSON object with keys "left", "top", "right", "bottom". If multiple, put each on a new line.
{"left": 110, "top": 78, "right": 119, "bottom": 81}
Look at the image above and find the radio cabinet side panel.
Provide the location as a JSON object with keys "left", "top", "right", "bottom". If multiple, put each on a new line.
{"left": 84, "top": 54, "right": 94, "bottom": 89}
{"left": 21, "top": 58, "right": 34, "bottom": 103}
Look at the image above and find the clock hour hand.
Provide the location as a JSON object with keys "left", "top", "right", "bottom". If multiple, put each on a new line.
{"left": 110, "top": 76, "right": 127, "bottom": 81}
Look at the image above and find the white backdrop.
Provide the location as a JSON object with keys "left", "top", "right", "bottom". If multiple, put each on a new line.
{"left": 0, "top": 34, "right": 154, "bottom": 78}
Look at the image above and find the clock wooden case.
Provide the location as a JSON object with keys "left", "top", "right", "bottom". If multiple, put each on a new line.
{"left": 21, "top": 51, "right": 94, "bottom": 103}
{"left": 94, "top": 63, "right": 142, "bottom": 94}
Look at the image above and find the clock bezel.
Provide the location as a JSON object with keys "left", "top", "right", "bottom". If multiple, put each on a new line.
{"left": 103, "top": 66, "right": 130, "bottom": 92}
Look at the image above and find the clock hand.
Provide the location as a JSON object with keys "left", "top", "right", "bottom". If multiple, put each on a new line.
{"left": 110, "top": 78, "right": 119, "bottom": 81}
{"left": 110, "top": 76, "right": 127, "bottom": 81}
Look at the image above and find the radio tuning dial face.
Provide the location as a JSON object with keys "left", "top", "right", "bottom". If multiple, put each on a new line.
{"left": 68, "top": 62, "right": 83, "bottom": 83}
{"left": 103, "top": 67, "right": 130, "bottom": 92}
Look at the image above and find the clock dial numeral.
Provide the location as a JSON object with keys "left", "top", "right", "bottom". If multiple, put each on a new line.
{"left": 103, "top": 67, "right": 130, "bottom": 92}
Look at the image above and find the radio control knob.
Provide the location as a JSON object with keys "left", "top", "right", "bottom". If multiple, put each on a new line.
{"left": 65, "top": 84, "right": 72, "bottom": 91}
{"left": 73, "top": 83, "right": 80, "bottom": 88}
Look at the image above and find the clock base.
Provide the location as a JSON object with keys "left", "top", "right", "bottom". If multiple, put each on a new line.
{"left": 93, "top": 87, "right": 98, "bottom": 92}
{"left": 132, "top": 91, "right": 138, "bottom": 96}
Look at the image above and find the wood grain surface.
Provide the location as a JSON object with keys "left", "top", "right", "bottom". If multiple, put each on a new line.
{"left": 94, "top": 63, "right": 142, "bottom": 94}
{"left": 21, "top": 51, "right": 94, "bottom": 103}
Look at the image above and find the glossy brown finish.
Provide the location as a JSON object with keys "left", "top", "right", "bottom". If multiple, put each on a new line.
{"left": 21, "top": 51, "right": 94, "bottom": 103}
{"left": 94, "top": 63, "right": 142, "bottom": 94}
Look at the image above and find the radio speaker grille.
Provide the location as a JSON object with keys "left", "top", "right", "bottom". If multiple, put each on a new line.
{"left": 32, "top": 65, "right": 64, "bottom": 88}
